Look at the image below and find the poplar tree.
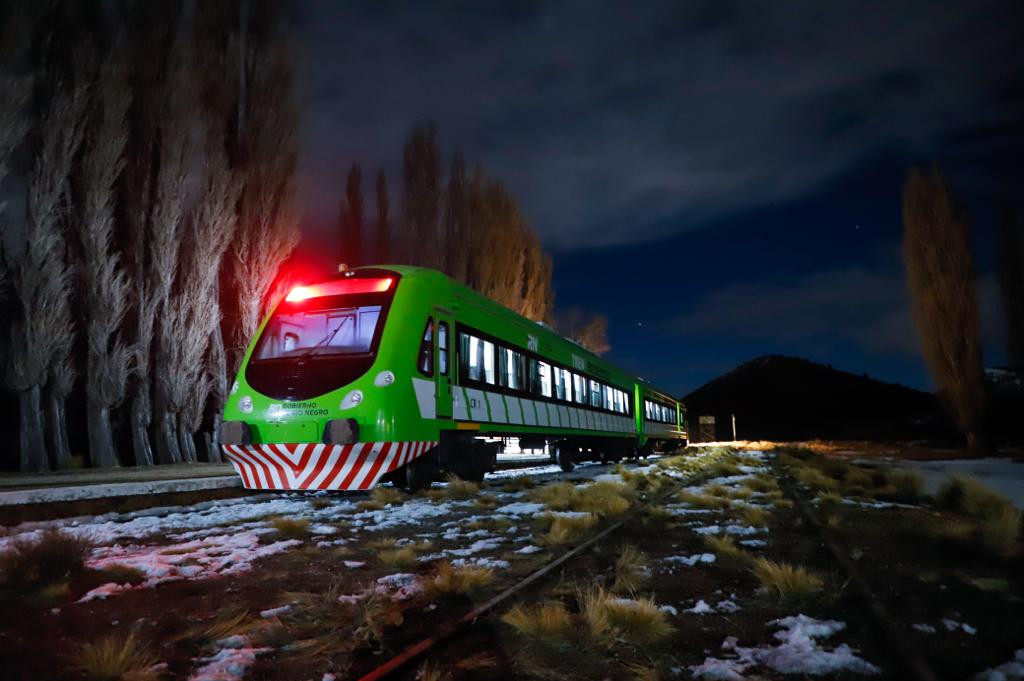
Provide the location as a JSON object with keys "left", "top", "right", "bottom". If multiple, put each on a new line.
{"left": 75, "top": 42, "right": 132, "bottom": 467}
{"left": 999, "top": 208, "right": 1024, "bottom": 370}
{"left": 339, "top": 162, "right": 364, "bottom": 266}
{"left": 4, "top": 74, "right": 88, "bottom": 472}
{"left": 902, "top": 166, "right": 988, "bottom": 454}
{"left": 401, "top": 122, "right": 442, "bottom": 267}
{"left": 374, "top": 169, "right": 390, "bottom": 264}
{"left": 228, "top": 0, "right": 300, "bottom": 371}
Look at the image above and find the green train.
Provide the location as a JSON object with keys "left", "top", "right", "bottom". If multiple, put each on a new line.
{"left": 219, "top": 266, "right": 686, "bottom": 491}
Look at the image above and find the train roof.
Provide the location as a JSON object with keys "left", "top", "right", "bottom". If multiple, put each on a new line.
{"left": 342, "top": 265, "right": 682, "bottom": 403}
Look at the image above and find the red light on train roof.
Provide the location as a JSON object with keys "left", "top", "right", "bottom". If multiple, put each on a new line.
{"left": 285, "top": 277, "right": 393, "bottom": 302}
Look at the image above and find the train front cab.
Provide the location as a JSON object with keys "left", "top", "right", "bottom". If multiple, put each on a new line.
{"left": 219, "top": 267, "right": 450, "bottom": 491}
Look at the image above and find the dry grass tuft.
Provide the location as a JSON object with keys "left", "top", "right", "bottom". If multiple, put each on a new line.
{"left": 371, "top": 486, "right": 406, "bottom": 506}
{"left": 288, "top": 581, "right": 404, "bottom": 654}
{"left": 741, "top": 475, "right": 778, "bottom": 494}
{"left": 888, "top": 470, "right": 925, "bottom": 502}
{"left": 177, "top": 607, "right": 257, "bottom": 645}
{"left": 794, "top": 467, "right": 839, "bottom": 492}
{"left": 816, "top": 491, "right": 843, "bottom": 507}
{"left": 310, "top": 497, "right": 331, "bottom": 510}
{"left": 736, "top": 505, "right": 769, "bottom": 528}
{"left": 708, "top": 459, "right": 742, "bottom": 477}
{"left": 72, "top": 632, "right": 160, "bottom": 681}
{"left": 100, "top": 564, "right": 147, "bottom": 586}
{"left": 416, "top": 661, "right": 450, "bottom": 681}
{"left": 978, "top": 505, "right": 1022, "bottom": 557}
{"left": 612, "top": 545, "right": 650, "bottom": 594}
{"left": 0, "top": 528, "right": 92, "bottom": 588}
{"left": 424, "top": 561, "right": 494, "bottom": 599}
{"left": 530, "top": 482, "right": 578, "bottom": 510}
{"left": 580, "top": 588, "right": 673, "bottom": 646}
{"left": 455, "top": 653, "right": 499, "bottom": 671}
{"left": 38, "top": 581, "right": 71, "bottom": 599}
{"left": 676, "top": 491, "right": 731, "bottom": 510}
{"left": 703, "top": 536, "right": 751, "bottom": 567}
{"left": 752, "top": 558, "right": 823, "bottom": 605}
{"left": 502, "top": 601, "right": 575, "bottom": 642}
{"left": 503, "top": 476, "right": 536, "bottom": 491}
{"left": 269, "top": 517, "right": 310, "bottom": 539}
{"left": 538, "top": 514, "right": 598, "bottom": 546}
{"left": 574, "top": 482, "right": 631, "bottom": 517}
{"left": 375, "top": 546, "right": 419, "bottom": 570}
{"left": 444, "top": 474, "right": 481, "bottom": 500}
{"left": 938, "top": 475, "right": 1014, "bottom": 520}
{"left": 473, "top": 494, "right": 501, "bottom": 509}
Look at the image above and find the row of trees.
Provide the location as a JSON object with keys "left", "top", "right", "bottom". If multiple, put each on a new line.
{"left": 336, "top": 122, "right": 610, "bottom": 352}
{"left": 0, "top": 0, "right": 299, "bottom": 472}
{"left": 902, "top": 166, "right": 1023, "bottom": 454}
{"left": 337, "top": 123, "right": 554, "bottom": 323}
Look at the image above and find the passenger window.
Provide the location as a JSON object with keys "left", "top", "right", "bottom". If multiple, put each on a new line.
{"left": 462, "top": 333, "right": 484, "bottom": 383}
{"left": 438, "top": 322, "right": 449, "bottom": 375}
{"left": 482, "top": 340, "right": 495, "bottom": 384}
{"left": 555, "top": 367, "right": 570, "bottom": 401}
{"left": 530, "top": 360, "right": 552, "bottom": 398}
{"left": 500, "top": 347, "right": 520, "bottom": 389}
{"left": 417, "top": 318, "right": 433, "bottom": 376}
{"left": 589, "top": 379, "right": 601, "bottom": 408}
{"left": 573, "top": 374, "right": 587, "bottom": 404}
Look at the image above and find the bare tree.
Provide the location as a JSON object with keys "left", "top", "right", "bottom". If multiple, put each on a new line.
{"left": 554, "top": 308, "right": 610, "bottom": 355}
{"left": 161, "top": 123, "right": 239, "bottom": 463}
{"left": 401, "top": 122, "right": 442, "bottom": 267}
{"left": 999, "top": 207, "right": 1024, "bottom": 370}
{"left": 902, "top": 166, "right": 988, "bottom": 454}
{"left": 374, "top": 169, "right": 389, "bottom": 264}
{"left": 121, "top": 3, "right": 185, "bottom": 467}
{"left": 4, "top": 80, "right": 88, "bottom": 472}
{"left": 146, "top": 19, "right": 199, "bottom": 466}
{"left": 75, "top": 44, "right": 132, "bottom": 468}
{"left": 443, "top": 153, "right": 468, "bottom": 282}
{"left": 228, "top": 11, "right": 300, "bottom": 371}
{"left": 339, "top": 163, "right": 364, "bottom": 266}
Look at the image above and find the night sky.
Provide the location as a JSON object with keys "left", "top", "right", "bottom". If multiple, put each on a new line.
{"left": 291, "top": 0, "right": 1024, "bottom": 396}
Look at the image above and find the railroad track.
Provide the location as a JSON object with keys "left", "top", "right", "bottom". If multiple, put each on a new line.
{"left": 356, "top": 458, "right": 712, "bottom": 681}
{"left": 774, "top": 461, "right": 940, "bottom": 681}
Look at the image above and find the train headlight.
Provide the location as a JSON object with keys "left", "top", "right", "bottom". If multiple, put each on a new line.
{"left": 374, "top": 370, "right": 395, "bottom": 387}
{"left": 230, "top": 380, "right": 239, "bottom": 395}
{"left": 340, "top": 390, "right": 363, "bottom": 410}
{"left": 238, "top": 395, "right": 254, "bottom": 414}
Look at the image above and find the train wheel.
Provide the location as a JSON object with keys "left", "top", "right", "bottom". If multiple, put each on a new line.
{"left": 404, "top": 449, "right": 439, "bottom": 492}
{"left": 554, "top": 444, "right": 574, "bottom": 472}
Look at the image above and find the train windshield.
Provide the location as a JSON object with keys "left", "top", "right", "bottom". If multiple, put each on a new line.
{"left": 253, "top": 305, "right": 383, "bottom": 360}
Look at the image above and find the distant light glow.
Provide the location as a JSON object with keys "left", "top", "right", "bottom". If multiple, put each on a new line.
{"left": 285, "top": 277, "right": 393, "bottom": 302}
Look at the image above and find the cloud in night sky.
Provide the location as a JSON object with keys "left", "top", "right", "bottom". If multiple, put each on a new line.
{"left": 664, "top": 255, "right": 1008, "bottom": 366}
{"left": 293, "top": 0, "right": 1024, "bottom": 249}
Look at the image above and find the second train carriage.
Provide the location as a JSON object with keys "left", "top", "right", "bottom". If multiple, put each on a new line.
{"left": 219, "top": 266, "right": 686, "bottom": 491}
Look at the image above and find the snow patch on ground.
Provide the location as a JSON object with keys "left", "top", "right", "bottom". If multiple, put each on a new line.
{"left": 974, "top": 649, "right": 1024, "bottom": 680}
{"left": 685, "top": 600, "right": 715, "bottom": 615}
{"left": 690, "top": 615, "right": 880, "bottom": 679}
{"left": 693, "top": 523, "right": 764, "bottom": 537}
{"left": 494, "top": 502, "right": 546, "bottom": 516}
{"left": 451, "top": 556, "right": 510, "bottom": 569}
{"left": 943, "top": 618, "right": 977, "bottom": 635}
{"left": 664, "top": 553, "right": 716, "bottom": 567}
{"left": 515, "top": 544, "right": 543, "bottom": 554}
{"left": 79, "top": 532, "right": 301, "bottom": 600}
{"left": 188, "top": 636, "right": 270, "bottom": 681}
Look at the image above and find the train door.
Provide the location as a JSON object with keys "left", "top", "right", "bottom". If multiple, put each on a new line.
{"left": 434, "top": 308, "right": 454, "bottom": 420}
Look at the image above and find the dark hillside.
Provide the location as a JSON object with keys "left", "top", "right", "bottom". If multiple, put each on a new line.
{"left": 683, "top": 355, "right": 958, "bottom": 442}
